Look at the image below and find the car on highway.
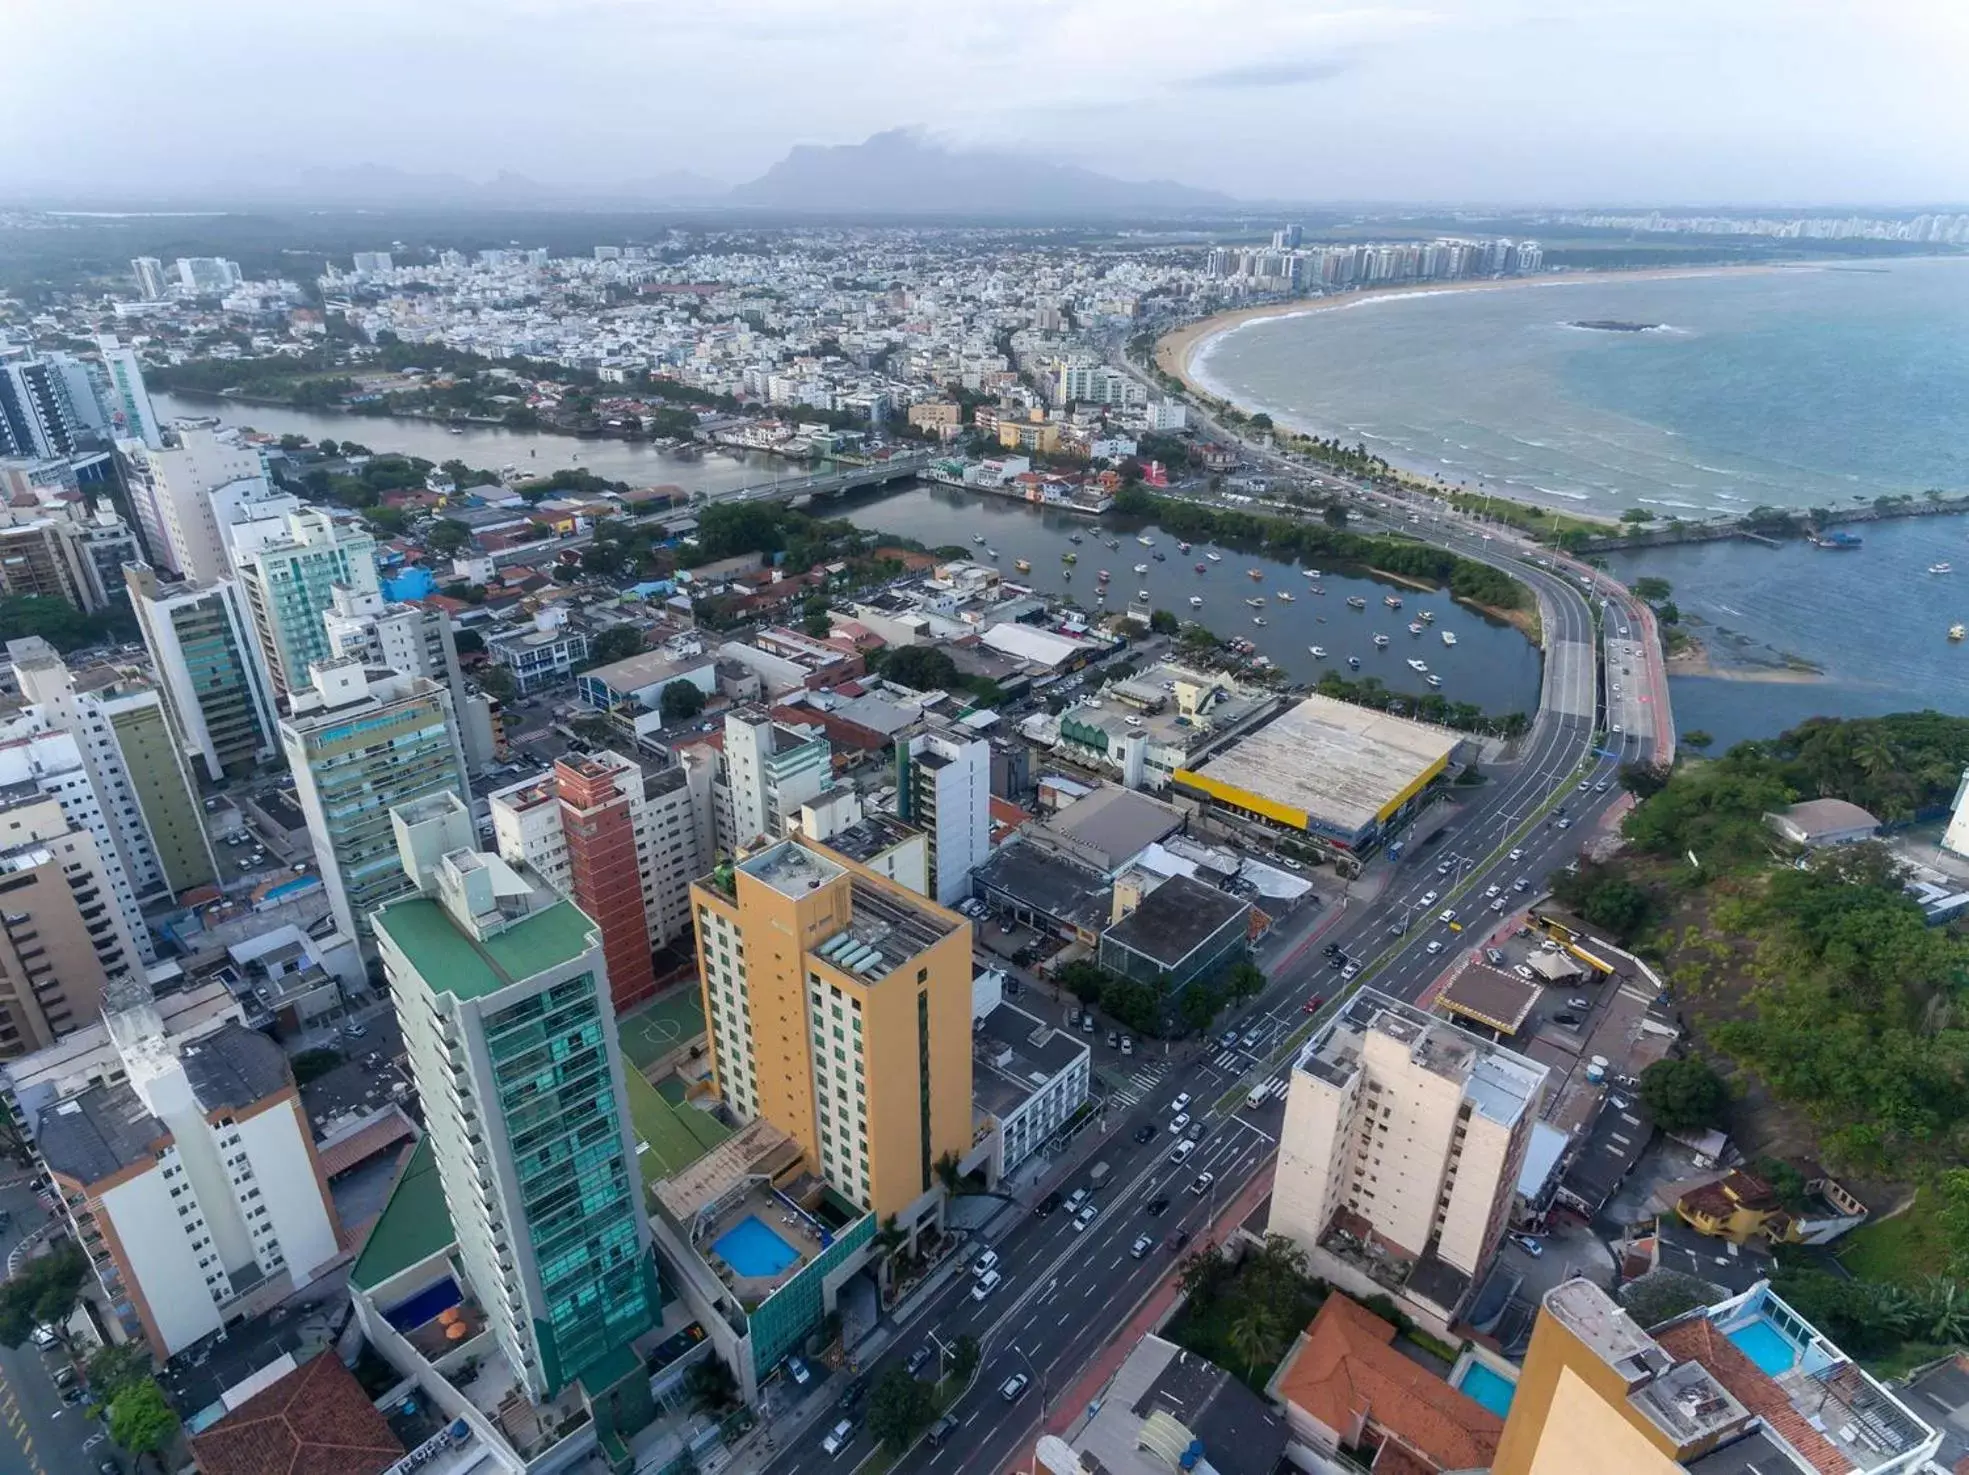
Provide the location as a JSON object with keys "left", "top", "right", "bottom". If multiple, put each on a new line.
{"left": 1508, "top": 847, "right": 1524, "bottom": 861}
{"left": 1171, "top": 1092, "right": 1192, "bottom": 1112}
{"left": 972, "top": 1249, "right": 999, "bottom": 1277}
{"left": 1485, "top": 884, "right": 1501, "bottom": 898}
{"left": 1425, "top": 940, "right": 1444, "bottom": 955}
{"left": 1341, "top": 962, "right": 1360, "bottom": 980}
{"left": 973, "top": 1269, "right": 1003, "bottom": 1301}
{"left": 823, "top": 1420, "right": 858, "bottom": 1456}
{"left": 1420, "top": 890, "right": 1439, "bottom": 907}
{"left": 1170, "top": 1139, "right": 1197, "bottom": 1164}
{"left": 1219, "top": 1028, "right": 1241, "bottom": 1047}
{"left": 1121, "top": 1035, "right": 1135, "bottom": 1055}
{"left": 927, "top": 1415, "right": 960, "bottom": 1447}
{"left": 1036, "top": 1191, "right": 1062, "bottom": 1216}
{"left": 1302, "top": 993, "right": 1324, "bottom": 1014}
{"left": 1107, "top": 1030, "right": 1120, "bottom": 1048}
{"left": 1436, "top": 860, "right": 1454, "bottom": 876}
{"left": 1146, "top": 1195, "right": 1171, "bottom": 1217}
{"left": 1189, "top": 1173, "right": 1215, "bottom": 1196}
{"left": 1514, "top": 877, "right": 1531, "bottom": 892}
{"left": 1439, "top": 908, "right": 1457, "bottom": 924}
{"left": 1169, "top": 1111, "right": 1192, "bottom": 1133}
{"left": 1130, "top": 1234, "right": 1155, "bottom": 1259}
{"left": 1074, "top": 1204, "right": 1099, "bottom": 1232}
{"left": 1133, "top": 1124, "right": 1157, "bottom": 1144}
{"left": 1001, "top": 1373, "right": 1031, "bottom": 1402}
{"left": 1329, "top": 952, "right": 1348, "bottom": 969}
{"left": 1065, "top": 1187, "right": 1089, "bottom": 1213}
{"left": 1557, "top": 818, "right": 1572, "bottom": 830}
{"left": 1594, "top": 781, "right": 1608, "bottom": 792}
{"left": 1281, "top": 857, "right": 1303, "bottom": 871}
{"left": 1490, "top": 897, "right": 1506, "bottom": 912}
{"left": 1165, "top": 1228, "right": 1192, "bottom": 1252}
{"left": 906, "top": 1346, "right": 935, "bottom": 1377}
{"left": 1239, "top": 1028, "right": 1262, "bottom": 1049}
{"left": 1577, "top": 780, "right": 1590, "bottom": 791}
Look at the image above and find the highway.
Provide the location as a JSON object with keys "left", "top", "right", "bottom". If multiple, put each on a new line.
{"left": 755, "top": 510, "right": 1662, "bottom": 1475}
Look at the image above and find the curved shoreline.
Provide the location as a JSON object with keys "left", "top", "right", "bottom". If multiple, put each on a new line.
{"left": 1153, "top": 264, "right": 1787, "bottom": 394}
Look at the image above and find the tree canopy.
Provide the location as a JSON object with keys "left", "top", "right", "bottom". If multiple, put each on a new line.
{"left": 867, "top": 1366, "right": 936, "bottom": 1452}
{"left": 660, "top": 680, "right": 706, "bottom": 724}
{"left": 107, "top": 1377, "right": 181, "bottom": 1458}
{"left": 1637, "top": 1057, "right": 1728, "bottom": 1134}
{"left": 0, "top": 1240, "right": 87, "bottom": 1349}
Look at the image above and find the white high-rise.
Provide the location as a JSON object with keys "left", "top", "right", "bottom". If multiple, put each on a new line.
{"left": 720, "top": 705, "right": 832, "bottom": 852}
{"left": 129, "top": 258, "right": 170, "bottom": 299}
{"left": 138, "top": 429, "right": 270, "bottom": 584}
{"left": 898, "top": 719, "right": 991, "bottom": 906}
{"left": 94, "top": 335, "right": 163, "bottom": 448}
{"left": 322, "top": 583, "right": 495, "bottom": 773}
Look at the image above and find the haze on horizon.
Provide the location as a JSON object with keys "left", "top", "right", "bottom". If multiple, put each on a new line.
{"left": 8, "top": 0, "right": 1968, "bottom": 208}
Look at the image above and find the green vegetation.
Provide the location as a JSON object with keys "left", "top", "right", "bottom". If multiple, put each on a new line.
{"left": 1550, "top": 860, "right": 1655, "bottom": 943}
{"left": 587, "top": 625, "right": 646, "bottom": 667}
{"left": 868, "top": 1366, "right": 937, "bottom": 1452}
{"left": 290, "top": 1048, "right": 345, "bottom": 1086}
{"left": 1622, "top": 1271, "right": 1720, "bottom": 1331}
{"left": 1838, "top": 1192, "right": 1958, "bottom": 1285}
{"left": 86, "top": 1342, "right": 155, "bottom": 1402}
{"left": 1438, "top": 487, "right": 1608, "bottom": 548}
{"left": 0, "top": 594, "right": 139, "bottom": 653}
{"left": 1636, "top": 1058, "right": 1728, "bottom": 1134}
{"left": 107, "top": 1377, "right": 181, "bottom": 1461}
{"left": 660, "top": 680, "right": 706, "bottom": 724}
{"left": 1313, "top": 671, "right": 1530, "bottom": 737}
{"left": 1167, "top": 1237, "right": 1341, "bottom": 1392}
{"left": 0, "top": 1240, "right": 86, "bottom": 1349}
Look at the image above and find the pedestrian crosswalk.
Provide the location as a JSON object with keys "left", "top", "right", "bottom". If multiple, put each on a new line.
{"left": 1099, "top": 1059, "right": 1169, "bottom": 1107}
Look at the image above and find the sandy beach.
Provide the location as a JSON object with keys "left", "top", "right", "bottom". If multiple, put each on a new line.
{"left": 1153, "top": 263, "right": 1788, "bottom": 393}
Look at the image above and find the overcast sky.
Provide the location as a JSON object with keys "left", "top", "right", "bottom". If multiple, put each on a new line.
{"left": 9, "top": 0, "right": 1967, "bottom": 205}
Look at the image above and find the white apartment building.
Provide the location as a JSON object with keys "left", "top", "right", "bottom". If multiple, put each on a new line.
{"left": 32, "top": 985, "right": 341, "bottom": 1358}
{"left": 1271, "top": 989, "right": 1547, "bottom": 1328}
{"left": 139, "top": 429, "right": 269, "bottom": 584}
{"left": 721, "top": 705, "right": 832, "bottom": 853}
{"left": 897, "top": 720, "right": 990, "bottom": 907}
{"left": 322, "top": 583, "right": 496, "bottom": 773}
{"left": 233, "top": 509, "right": 381, "bottom": 703}
{"left": 93, "top": 335, "right": 162, "bottom": 448}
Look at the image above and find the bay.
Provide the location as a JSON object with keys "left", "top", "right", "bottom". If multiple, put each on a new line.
{"left": 835, "top": 483, "right": 1544, "bottom": 720}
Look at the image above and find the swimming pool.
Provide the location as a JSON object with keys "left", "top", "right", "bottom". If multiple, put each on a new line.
{"left": 1727, "top": 1316, "right": 1798, "bottom": 1376}
{"left": 713, "top": 1214, "right": 800, "bottom": 1277}
{"left": 1454, "top": 1362, "right": 1517, "bottom": 1419}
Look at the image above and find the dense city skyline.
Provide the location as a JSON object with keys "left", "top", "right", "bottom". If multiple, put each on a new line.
{"left": 9, "top": 0, "right": 1968, "bottom": 207}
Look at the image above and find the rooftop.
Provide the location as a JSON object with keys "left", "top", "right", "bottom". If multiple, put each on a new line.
{"left": 1065, "top": 1333, "right": 1287, "bottom": 1475}
{"left": 973, "top": 1002, "right": 1088, "bottom": 1118}
{"left": 36, "top": 1081, "right": 164, "bottom": 1187}
{"left": 1035, "top": 784, "right": 1185, "bottom": 873}
{"left": 179, "top": 1023, "right": 294, "bottom": 1113}
{"left": 1438, "top": 962, "right": 1541, "bottom": 1036}
{"left": 1183, "top": 692, "right": 1458, "bottom": 836}
{"left": 1297, "top": 988, "right": 1546, "bottom": 1126}
{"left": 1774, "top": 798, "right": 1881, "bottom": 839}
{"left": 738, "top": 838, "right": 847, "bottom": 899}
{"left": 373, "top": 893, "right": 597, "bottom": 1003}
{"left": 581, "top": 647, "right": 708, "bottom": 697}
{"left": 973, "top": 839, "right": 1114, "bottom": 936}
{"left": 1272, "top": 1293, "right": 1503, "bottom": 1471}
{"left": 350, "top": 1137, "right": 453, "bottom": 1291}
{"left": 1102, "top": 874, "right": 1249, "bottom": 967}
{"left": 187, "top": 1349, "right": 404, "bottom": 1475}
{"left": 820, "top": 813, "right": 923, "bottom": 867}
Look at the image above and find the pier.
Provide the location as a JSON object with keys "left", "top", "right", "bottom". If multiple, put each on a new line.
{"left": 1574, "top": 492, "right": 1969, "bottom": 553}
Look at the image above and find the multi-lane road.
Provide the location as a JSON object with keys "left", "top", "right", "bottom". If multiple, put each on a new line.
{"left": 755, "top": 509, "right": 1665, "bottom": 1475}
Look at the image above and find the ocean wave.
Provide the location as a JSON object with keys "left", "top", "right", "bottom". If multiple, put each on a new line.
{"left": 1531, "top": 486, "right": 1593, "bottom": 502}
{"left": 1692, "top": 463, "right": 1737, "bottom": 475}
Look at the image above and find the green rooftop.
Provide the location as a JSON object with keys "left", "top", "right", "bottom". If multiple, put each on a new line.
{"left": 351, "top": 1137, "right": 455, "bottom": 1291}
{"left": 375, "top": 895, "right": 599, "bottom": 1002}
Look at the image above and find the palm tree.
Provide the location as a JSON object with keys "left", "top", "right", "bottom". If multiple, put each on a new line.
{"left": 1923, "top": 1277, "right": 1969, "bottom": 1344}
{"left": 1227, "top": 1304, "right": 1280, "bottom": 1383}
{"left": 1853, "top": 728, "right": 1896, "bottom": 782}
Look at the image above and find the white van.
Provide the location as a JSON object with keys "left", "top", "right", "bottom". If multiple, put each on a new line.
{"left": 1246, "top": 1084, "right": 1270, "bottom": 1109}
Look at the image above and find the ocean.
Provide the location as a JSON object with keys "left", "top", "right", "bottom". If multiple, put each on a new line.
{"left": 1192, "top": 259, "right": 1969, "bottom": 744}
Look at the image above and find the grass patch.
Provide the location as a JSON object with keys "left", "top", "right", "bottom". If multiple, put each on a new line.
{"left": 1838, "top": 1192, "right": 1952, "bottom": 1287}
{"left": 624, "top": 1067, "right": 729, "bottom": 1185}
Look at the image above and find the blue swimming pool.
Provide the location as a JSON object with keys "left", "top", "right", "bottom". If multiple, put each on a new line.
{"left": 1727, "top": 1317, "right": 1798, "bottom": 1376}
{"left": 1454, "top": 1362, "right": 1517, "bottom": 1419}
{"left": 713, "top": 1214, "right": 800, "bottom": 1277}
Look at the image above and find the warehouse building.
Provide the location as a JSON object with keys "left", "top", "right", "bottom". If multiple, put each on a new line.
{"left": 1173, "top": 694, "right": 1459, "bottom": 858}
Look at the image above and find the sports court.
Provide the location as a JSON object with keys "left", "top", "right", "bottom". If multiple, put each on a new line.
{"left": 624, "top": 1066, "right": 731, "bottom": 1187}
{"left": 619, "top": 988, "right": 706, "bottom": 1074}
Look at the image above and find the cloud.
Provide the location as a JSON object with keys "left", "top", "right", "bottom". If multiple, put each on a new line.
{"left": 1191, "top": 57, "right": 1352, "bottom": 88}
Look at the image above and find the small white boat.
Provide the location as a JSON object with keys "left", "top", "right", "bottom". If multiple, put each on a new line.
{"left": 986, "top": 547, "right": 999, "bottom": 559}
{"left": 1932, "top": 562, "right": 1955, "bottom": 575}
{"left": 1137, "top": 589, "right": 1151, "bottom": 602}
{"left": 1952, "top": 623, "right": 1966, "bottom": 641}
{"left": 1138, "top": 535, "right": 1156, "bottom": 546}
{"left": 1417, "top": 610, "right": 1435, "bottom": 623}
{"left": 1134, "top": 563, "right": 1149, "bottom": 574}
{"left": 1252, "top": 617, "right": 1268, "bottom": 626}
{"left": 972, "top": 534, "right": 986, "bottom": 544}
{"left": 1372, "top": 633, "right": 1390, "bottom": 647}
{"left": 1301, "top": 568, "right": 1321, "bottom": 579}
{"left": 1309, "top": 645, "right": 1327, "bottom": 658}
{"left": 1190, "top": 595, "right": 1204, "bottom": 607}
{"left": 1246, "top": 597, "right": 1266, "bottom": 608}
{"left": 1178, "top": 541, "right": 1192, "bottom": 553}
{"left": 1206, "top": 551, "right": 1223, "bottom": 562}
{"left": 1408, "top": 622, "right": 1423, "bottom": 635}
{"left": 1407, "top": 658, "right": 1429, "bottom": 672}
{"left": 1384, "top": 595, "right": 1403, "bottom": 609}
{"left": 1276, "top": 591, "right": 1295, "bottom": 603}
{"left": 1441, "top": 630, "right": 1457, "bottom": 646}
{"left": 1425, "top": 674, "right": 1443, "bottom": 687}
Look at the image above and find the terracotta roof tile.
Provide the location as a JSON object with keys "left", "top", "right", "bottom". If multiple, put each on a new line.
{"left": 1274, "top": 1294, "right": 1503, "bottom": 1473}
{"left": 1655, "top": 1319, "right": 1850, "bottom": 1475}
{"left": 189, "top": 1350, "right": 403, "bottom": 1475}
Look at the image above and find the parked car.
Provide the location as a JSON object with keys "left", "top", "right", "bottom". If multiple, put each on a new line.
{"left": 786, "top": 1355, "right": 812, "bottom": 1386}
{"left": 1169, "top": 1112, "right": 1192, "bottom": 1134}
{"left": 927, "top": 1416, "right": 959, "bottom": 1447}
{"left": 1164, "top": 1228, "right": 1192, "bottom": 1252}
{"left": 1036, "top": 1191, "right": 1062, "bottom": 1216}
{"left": 905, "top": 1346, "right": 934, "bottom": 1378}
{"left": 1514, "top": 964, "right": 1535, "bottom": 981}
{"left": 1065, "top": 1187, "right": 1089, "bottom": 1213}
{"left": 823, "top": 1420, "right": 857, "bottom": 1457}
{"left": 1553, "top": 1012, "right": 1581, "bottom": 1027}
{"left": 972, "top": 1269, "right": 1003, "bottom": 1301}
{"left": 1567, "top": 997, "right": 1591, "bottom": 1010}
{"left": 1132, "top": 1124, "right": 1157, "bottom": 1144}
{"left": 1074, "top": 1204, "right": 1099, "bottom": 1232}
{"left": 971, "top": 1249, "right": 999, "bottom": 1278}
{"left": 1425, "top": 940, "right": 1444, "bottom": 955}
{"left": 1512, "top": 1234, "right": 1545, "bottom": 1258}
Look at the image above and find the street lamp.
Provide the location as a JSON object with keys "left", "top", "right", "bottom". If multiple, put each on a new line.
{"left": 1009, "top": 1344, "right": 1048, "bottom": 1475}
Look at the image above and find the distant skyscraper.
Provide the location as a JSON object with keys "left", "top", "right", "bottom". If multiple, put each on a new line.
{"left": 0, "top": 350, "right": 81, "bottom": 459}
{"left": 139, "top": 428, "right": 269, "bottom": 583}
{"left": 380, "top": 793, "right": 660, "bottom": 1403}
{"left": 280, "top": 660, "right": 469, "bottom": 940}
{"left": 126, "top": 565, "right": 279, "bottom": 781}
{"left": 129, "top": 257, "right": 170, "bottom": 299}
{"left": 233, "top": 508, "right": 380, "bottom": 702}
{"left": 350, "top": 251, "right": 393, "bottom": 275}
{"left": 175, "top": 257, "right": 242, "bottom": 294}
{"left": 94, "top": 335, "right": 163, "bottom": 448}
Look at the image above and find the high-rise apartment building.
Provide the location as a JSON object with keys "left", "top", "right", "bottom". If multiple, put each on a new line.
{"left": 1492, "top": 1278, "right": 1938, "bottom": 1475}
{"left": 896, "top": 719, "right": 990, "bottom": 906}
{"left": 1270, "top": 989, "right": 1547, "bottom": 1327}
{"left": 9, "top": 638, "right": 217, "bottom": 901}
{"left": 234, "top": 509, "right": 380, "bottom": 702}
{"left": 351, "top": 252, "right": 394, "bottom": 275}
{"left": 175, "top": 258, "right": 243, "bottom": 294}
{"left": 379, "top": 794, "right": 660, "bottom": 1403}
{"left": 138, "top": 428, "right": 269, "bottom": 584}
{"left": 490, "top": 749, "right": 706, "bottom": 1014}
{"left": 0, "top": 521, "right": 89, "bottom": 608}
{"left": 30, "top": 984, "right": 342, "bottom": 1358}
{"left": 321, "top": 584, "right": 495, "bottom": 774}
{"left": 0, "top": 349, "right": 81, "bottom": 460}
{"left": 129, "top": 257, "right": 170, "bottom": 300}
{"left": 690, "top": 836, "right": 972, "bottom": 1218}
{"left": 125, "top": 565, "right": 278, "bottom": 781}
{"left": 280, "top": 660, "right": 469, "bottom": 940}
{"left": 0, "top": 787, "right": 141, "bottom": 1056}
{"left": 720, "top": 705, "right": 832, "bottom": 852}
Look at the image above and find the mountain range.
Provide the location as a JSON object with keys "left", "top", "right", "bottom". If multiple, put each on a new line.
{"left": 14, "top": 132, "right": 1235, "bottom": 214}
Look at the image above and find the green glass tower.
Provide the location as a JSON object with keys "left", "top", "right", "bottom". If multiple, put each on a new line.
{"left": 376, "top": 793, "right": 660, "bottom": 1415}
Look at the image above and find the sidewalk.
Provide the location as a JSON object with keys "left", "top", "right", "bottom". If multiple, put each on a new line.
{"left": 1019, "top": 1162, "right": 1278, "bottom": 1466}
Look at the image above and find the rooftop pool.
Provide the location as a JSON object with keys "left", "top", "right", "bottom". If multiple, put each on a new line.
{"left": 1726, "top": 1315, "right": 1799, "bottom": 1376}
{"left": 712, "top": 1213, "right": 800, "bottom": 1278}
{"left": 1453, "top": 1360, "right": 1517, "bottom": 1419}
